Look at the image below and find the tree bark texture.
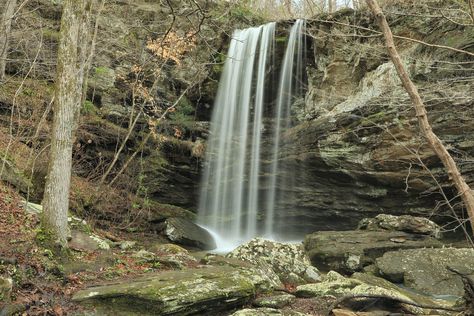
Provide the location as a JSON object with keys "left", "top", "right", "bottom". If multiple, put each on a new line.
{"left": 0, "top": 0, "right": 17, "bottom": 81}
{"left": 365, "top": 0, "right": 474, "bottom": 233}
{"left": 42, "top": 0, "right": 92, "bottom": 247}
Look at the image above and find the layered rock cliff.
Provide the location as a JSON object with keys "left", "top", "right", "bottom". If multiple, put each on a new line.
{"left": 274, "top": 3, "right": 474, "bottom": 235}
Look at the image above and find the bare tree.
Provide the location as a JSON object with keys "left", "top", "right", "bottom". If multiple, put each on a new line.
{"left": 0, "top": 0, "right": 18, "bottom": 82}
{"left": 42, "top": 0, "right": 93, "bottom": 247}
{"left": 365, "top": 0, "right": 474, "bottom": 233}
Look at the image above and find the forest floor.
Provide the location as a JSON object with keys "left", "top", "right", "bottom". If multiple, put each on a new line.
{"left": 0, "top": 183, "right": 201, "bottom": 316}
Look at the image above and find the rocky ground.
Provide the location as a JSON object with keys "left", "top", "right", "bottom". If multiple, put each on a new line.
{"left": 1, "top": 181, "right": 473, "bottom": 315}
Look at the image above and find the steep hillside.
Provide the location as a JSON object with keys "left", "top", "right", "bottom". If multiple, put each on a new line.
{"left": 0, "top": 0, "right": 260, "bottom": 227}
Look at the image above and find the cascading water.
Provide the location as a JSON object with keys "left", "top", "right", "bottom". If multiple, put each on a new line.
{"left": 198, "top": 20, "right": 307, "bottom": 250}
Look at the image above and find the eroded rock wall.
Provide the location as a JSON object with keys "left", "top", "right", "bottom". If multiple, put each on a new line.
{"left": 274, "top": 3, "right": 474, "bottom": 235}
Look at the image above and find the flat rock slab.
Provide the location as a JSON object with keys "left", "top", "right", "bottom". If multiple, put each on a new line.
{"left": 304, "top": 230, "right": 442, "bottom": 273}
{"left": 357, "top": 214, "right": 442, "bottom": 239}
{"left": 295, "top": 271, "right": 458, "bottom": 314}
{"left": 72, "top": 266, "right": 276, "bottom": 316}
{"left": 253, "top": 293, "right": 296, "bottom": 309}
{"left": 376, "top": 248, "right": 474, "bottom": 297}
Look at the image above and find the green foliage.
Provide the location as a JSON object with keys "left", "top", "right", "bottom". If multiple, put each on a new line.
{"left": 229, "top": 3, "right": 257, "bottom": 21}
{"left": 275, "top": 36, "right": 288, "bottom": 43}
{"left": 94, "top": 66, "right": 110, "bottom": 75}
{"left": 35, "top": 227, "right": 52, "bottom": 244}
{"left": 169, "top": 97, "right": 195, "bottom": 128}
{"left": 82, "top": 100, "right": 97, "bottom": 115}
{"left": 21, "top": 87, "right": 34, "bottom": 96}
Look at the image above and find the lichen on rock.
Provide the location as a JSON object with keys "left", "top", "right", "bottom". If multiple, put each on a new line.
{"left": 227, "top": 238, "right": 321, "bottom": 285}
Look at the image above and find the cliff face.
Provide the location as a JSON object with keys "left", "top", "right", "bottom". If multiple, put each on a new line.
{"left": 273, "top": 4, "right": 474, "bottom": 234}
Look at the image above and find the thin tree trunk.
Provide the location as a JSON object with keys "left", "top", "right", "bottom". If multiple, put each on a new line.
{"left": 42, "top": 0, "right": 91, "bottom": 247}
{"left": 469, "top": 0, "right": 474, "bottom": 23}
{"left": 99, "top": 110, "right": 141, "bottom": 185}
{"left": 0, "top": 0, "right": 17, "bottom": 82}
{"left": 365, "top": 0, "right": 474, "bottom": 233}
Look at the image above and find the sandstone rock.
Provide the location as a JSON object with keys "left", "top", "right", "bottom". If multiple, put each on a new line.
{"left": 117, "top": 241, "right": 136, "bottom": 250}
{"left": 151, "top": 243, "right": 189, "bottom": 255}
{"left": 23, "top": 201, "right": 42, "bottom": 215}
{"left": 69, "top": 230, "right": 110, "bottom": 252}
{"left": 147, "top": 203, "right": 196, "bottom": 223}
{"left": 253, "top": 293, "right": 296, "bottom": 309}
{"left": 295, "top": 271, "right": 458, "bottom": 314}
{"left": 358, "top": 214, "right": 442, "bottom": 239}
{"left": 163, "top": 217, "right": 216, "bottom": 250}
{"left": 231, "top": 308, "right": 309, "bottom": 316}
{"left": 89, "top": 66, "right": 115, "bottom": 92}
{"left": 72, "top": 266, "right": 278, "bottom": 315}
{"left": 304, "top": 230, "right": 442, "bottom": 273}
{"left": 0, "top": 277, "right": 12, "bottom": 303}
{"left": 227, "top": 238, "right": 321, "bottom": 284}
{"left": 375, "top": 248, "right": 474, "bottom": 297}
{"left": 0, "top": 158, "right": 32, "bottom": 194}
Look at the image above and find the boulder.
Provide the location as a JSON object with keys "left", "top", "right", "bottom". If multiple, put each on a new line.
{"left": 253, "top": 293, "right": 296, "bottom": 309}
{"left": 358, "top": 214, "right": 442, "bottom": 239}
{"left": 295, "top": 271, "right": 458, "bottom": 314}
{"left": 227, "top": 238, "right": 321, "bottom": 284}
{"left": 151, "top": 243, "right": 189, "bottom": 255}
{"left": 304, "top": 230, "right": 442, "bottom": 273}
{"left": 163, "top": 217, "right": 216, "bottom": 250}
{"left": 69, "top": 230, "right": 110, "bottom": 252}
{"left": 375, "top": 248, "right": 474, "bottom": 297}
{"left": 231, "top": 308, "right": 309, "bottom": 316}
{"left": 201, "top": 254, "right": 282, "bottom": 288}
{"left": 72, "top": 266, "right": 278, "bottom": 315}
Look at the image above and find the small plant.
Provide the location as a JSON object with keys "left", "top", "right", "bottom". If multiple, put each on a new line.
{"left": 82, "top": 100, "right": 97, "bottom": 115}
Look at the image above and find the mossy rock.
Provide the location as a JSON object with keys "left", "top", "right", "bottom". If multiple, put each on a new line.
{"left": 72, "top": 266, "right": 278, "bottom": 315}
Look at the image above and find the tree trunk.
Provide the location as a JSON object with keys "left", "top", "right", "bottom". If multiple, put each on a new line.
{"left": 42, "top": 0, "right": 91, "bottom": 247}
{"left": 0, "top": 0, "right": 17, "bottom": 82}
{"left": 328, "top": 0, "right": 333, "bottom": 12}
{"left": 365, "top": 0, "right": 474, "bottom": 233}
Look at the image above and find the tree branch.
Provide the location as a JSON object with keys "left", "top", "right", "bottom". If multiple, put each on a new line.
{"left": 365, "top": 0, "right": 474, "bottom": 233}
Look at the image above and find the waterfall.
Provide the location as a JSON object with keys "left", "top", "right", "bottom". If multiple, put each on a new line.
{"left": 198, "top": 20, "right": 306, "bottom": 250}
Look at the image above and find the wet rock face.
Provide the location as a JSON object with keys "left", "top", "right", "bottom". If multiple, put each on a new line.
{"left": 357, "top": 214, "right": 442, "bottom": 239}
{"left": 162, "top": 217, "right": 216, "bottom": 250}
{"left": 227, "top": 238, "right": 321, "bottom": 285}
{"left": 72, "top": 266, "right": 277, "bottom": 316}
{"left": 303, "top": 230, "right": 442, "bottom": 273}
{"left": 375, "top": 248, "right": 474, "bottom": 297}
